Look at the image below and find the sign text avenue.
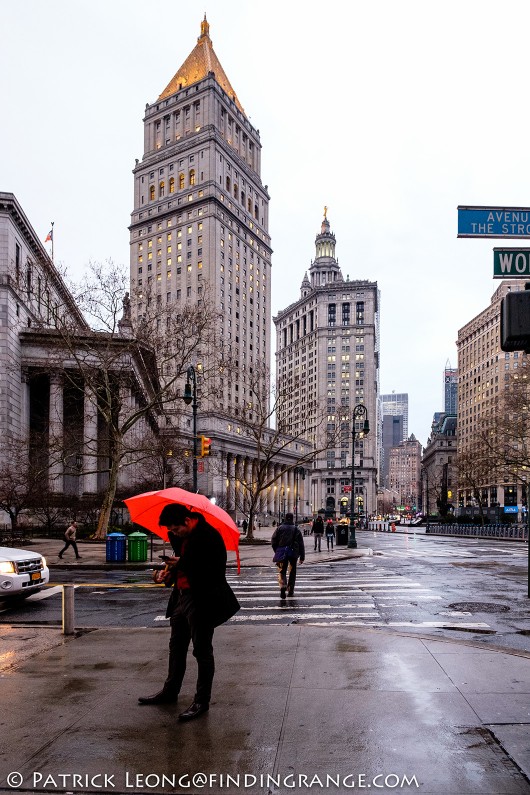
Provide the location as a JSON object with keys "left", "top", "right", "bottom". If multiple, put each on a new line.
{"left": 458, "top": 206, "right": 530, "bottom": 238}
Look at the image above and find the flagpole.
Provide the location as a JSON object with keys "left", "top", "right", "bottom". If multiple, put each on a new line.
{"left": 51, "top": 221, "right": 54, "bottom": 262}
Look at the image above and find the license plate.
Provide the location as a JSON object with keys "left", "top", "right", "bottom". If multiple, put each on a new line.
{"left": 30, "top": 572, "right": 41, "bottom": 582}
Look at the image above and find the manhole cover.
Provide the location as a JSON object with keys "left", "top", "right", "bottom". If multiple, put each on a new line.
{"left": 448, "top": 602, "right": 510, "bottom": 613}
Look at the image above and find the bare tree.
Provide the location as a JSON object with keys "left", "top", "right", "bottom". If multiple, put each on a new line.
{"left": 0, "top": 435, "right": 43, "bottom": 531}
{"left": 456, "top": 446, "right": 494, "bottom": 525}
{"left": 218, "top": 363, "right": 338, "bottom": 539}
{"left": 475, "top": 372, "right": 530, "bottom": 512}
{"left": 33, "top": 261, "right": 223, "bottom": 538}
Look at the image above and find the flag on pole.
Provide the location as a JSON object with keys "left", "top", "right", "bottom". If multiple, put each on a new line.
{"left": 44, "top": 228, "right": 53, "bottom": 243}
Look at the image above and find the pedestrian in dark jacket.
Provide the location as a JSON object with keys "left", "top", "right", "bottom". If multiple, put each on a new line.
{"left": 58, "top": 521, "right": 81, "bottom": 560}
{"left": 325, "top": 519, "right": 335, "bottom": 550}
{"left": 138, "top": 504, "right": 240, "bottom": 721}
{"left": 271, "top": 513, "right": 305, "bottom": 599}
{"left": 312, "top": 515, "right": 324, "bottom": 551}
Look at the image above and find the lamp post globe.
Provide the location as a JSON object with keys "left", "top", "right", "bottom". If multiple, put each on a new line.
{"left": 348, "top": 403, "right": 369, "bottom": 549}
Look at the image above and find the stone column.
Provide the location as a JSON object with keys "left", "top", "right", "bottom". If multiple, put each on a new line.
{"left": 83, "top": 382, "right": 98, "bottom": 494}
{"left": 20, "top": 368, "right": 31, "bottom": 447}
{"left": 287, "top": 469, "right": 294, "bottom": 514}
{"left": 227, "top": 454, "right": 236, "bottom": 517}
{"left": 48, "top": 373, "right": 64, "bottom": 493}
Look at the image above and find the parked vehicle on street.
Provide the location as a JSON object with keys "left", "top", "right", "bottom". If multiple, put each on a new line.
{"left": 0, "top": 547, "right": 49, "bottom": 597}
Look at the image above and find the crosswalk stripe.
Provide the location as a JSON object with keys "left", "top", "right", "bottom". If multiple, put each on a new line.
{"left": 240, "top": 604, "right": 379, "bottom": 611}
{"left": 231, "top": 613, "right": 381, "bottom": 621}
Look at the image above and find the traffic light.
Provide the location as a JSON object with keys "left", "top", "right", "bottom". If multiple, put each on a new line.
{"left": 200, "top": 435, "right": 211, "bottom": 457}
{"left": 500, "top": 286, "right": 530, "bottom": 352}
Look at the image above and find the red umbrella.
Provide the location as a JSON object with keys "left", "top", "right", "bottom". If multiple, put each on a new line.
{"left": 124, "top": 487, "right": 240, "bottom": 572}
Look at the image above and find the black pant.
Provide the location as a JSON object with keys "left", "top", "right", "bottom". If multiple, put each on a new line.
{"left": 165, "top": 591, "right": 215, "bottom": 705}
{"left": 58, "top": 539, "right": 80, "bottom": 558}
{"left": 314, "top": 533, "right": 322, "bottom": 551}
{"left": 277, "top": 557, "right": 298, "bottom": 594}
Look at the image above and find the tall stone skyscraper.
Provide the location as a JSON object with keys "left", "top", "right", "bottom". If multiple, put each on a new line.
{"left": 128, "top": 16, "right": 274, "bottom": 502}
{"left": 443, "top": 360, "right": 457, "bottom": 415}
{"left": 274, "top": 214, "right": 380, "bottom": 518}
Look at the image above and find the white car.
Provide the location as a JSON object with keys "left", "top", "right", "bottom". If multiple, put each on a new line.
{"left": 0, "top": 547, "right": 49, "bottom": 597}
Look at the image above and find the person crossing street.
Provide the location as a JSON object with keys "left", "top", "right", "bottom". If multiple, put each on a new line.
{"left": 312, "top": 515, "right": 324, "bottom": 551}
{"left": 271, "top": 513, "right": 305, "bottom": 599}
{"left": 325, "top": 519, "right": 335, "bottom": 550}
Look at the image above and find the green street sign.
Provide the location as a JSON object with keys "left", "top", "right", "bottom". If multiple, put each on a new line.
{"left": 493, "top": 248, "right": 530, "bottom": 278}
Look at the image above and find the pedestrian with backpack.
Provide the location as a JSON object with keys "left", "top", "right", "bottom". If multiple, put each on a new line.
{"left": 271, "top": 513, "right": 305, "bottom": 599}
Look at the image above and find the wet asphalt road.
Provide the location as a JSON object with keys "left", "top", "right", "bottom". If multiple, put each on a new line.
{"left": 1, "top": 532, "right": 529, "bottom": 652}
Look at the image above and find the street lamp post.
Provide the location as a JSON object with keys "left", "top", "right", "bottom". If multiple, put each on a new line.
{"left": 421, "top": 468, "right": 430, "bottom": 530}
{"left": 182, "top": 365, "right": 198, "bottom": 492}
{"left": 294, "top": 466, "right": 306, "bottom": 526}
{"left": 349, "top": 404, "right": 370, "bottom": 548}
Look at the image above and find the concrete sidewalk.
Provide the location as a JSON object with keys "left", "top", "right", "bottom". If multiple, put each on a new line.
{"left": 2, "top": 529, "right": 530, "bottom": 794}
{"left": 23, "top": 524, "right": 371, "bottom": 570}
{"left": 0, "top": 623, "right": 529, "bottom": 795}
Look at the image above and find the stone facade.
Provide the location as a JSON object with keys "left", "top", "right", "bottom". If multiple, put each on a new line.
{"left": 456, "top": 280, "right": 527, "bottom": 520}
{"left": 421, "top": 414, "right": 457, "bottom": 516}
{"left": 0, "top": 193, "right": 160, "bottom": 518}
{"left": 127, "top": 17, "right": 308, "bottom": 516}
{"left": 388, "top": 434, "right": 422, "bottom": 513}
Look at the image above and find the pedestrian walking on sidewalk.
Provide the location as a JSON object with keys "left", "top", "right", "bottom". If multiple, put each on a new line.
{"left": 312, "top": 515, "right": 324, "bottom": 551}
{"left": 271, "top": 513, "right": 305, "bottom": 599}
{"left": 325, "top": 519, "right": 335, "bottom": 550}
{"left": 58, "top": 521, "right": 81, "bottom": 560}
{"left": 138, "top": 504, "right": 240, "bottom": 721}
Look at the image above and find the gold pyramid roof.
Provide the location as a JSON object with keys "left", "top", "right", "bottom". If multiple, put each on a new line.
{"left": 159, "top": 16, "right": 244, "bottom": 114}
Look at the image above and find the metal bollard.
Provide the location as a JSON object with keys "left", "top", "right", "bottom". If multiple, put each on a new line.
{"left": 62, "top": 584, "right": 75, "bottom": 635}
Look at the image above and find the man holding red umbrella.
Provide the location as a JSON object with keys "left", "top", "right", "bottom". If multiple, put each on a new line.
{"left": 137, "top": 503, "right": 240, "bottom": 721}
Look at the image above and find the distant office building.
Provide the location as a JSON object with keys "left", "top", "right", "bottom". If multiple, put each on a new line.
{"left": 381, "top": 414, "right": 404, "bottom": 487}
{"left": 388, "top": 434, "right": 422, "bottom": 513}
{"left": 379, "top": 392, "right": 408, "bottom": 441}
{"left": 421, "top": 413, "right": 457, "bottom": 517}
{"left": 274, "top": 213, "right": 380, "bottom": 518}
{"left": 444, "top": 360, "right": 457, "bottom": 414}
{"left": 456, "top": 280, "right": 527, "bottom": 519}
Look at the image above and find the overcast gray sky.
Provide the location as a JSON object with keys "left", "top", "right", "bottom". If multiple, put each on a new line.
{"left": 2, "top": 0, "right": 529, "bottom": 445}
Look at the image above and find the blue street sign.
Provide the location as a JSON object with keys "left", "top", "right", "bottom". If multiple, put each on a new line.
{"left": 503, "top": 506, "right": 518, "bottom": 513}
{"left": 458, "top": 206, "right": 530, "bottom": 238}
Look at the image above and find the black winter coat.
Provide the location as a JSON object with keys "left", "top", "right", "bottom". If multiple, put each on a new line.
{"left": 166, "top": 521, "right": 240, "bottom": 626}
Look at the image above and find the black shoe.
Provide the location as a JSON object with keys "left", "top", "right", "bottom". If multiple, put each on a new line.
{"left": 280, "top": 587, "right": 286, "bottom": 599}
{"left": 287, "top": 590, "right": 294, "bottom": 597}
{"left": 178, "top": 701, "right": 209, "bottom": 721}
{"left": 138, "top": 689, "right": 178, "bottom": 705}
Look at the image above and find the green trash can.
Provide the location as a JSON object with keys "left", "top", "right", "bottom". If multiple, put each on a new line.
{"left": 127, "top": 531, "right": 148, "bottom": 562}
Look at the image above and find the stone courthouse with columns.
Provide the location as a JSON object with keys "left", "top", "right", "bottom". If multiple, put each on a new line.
{"left": 0, "top": 193, "right": 160, "bottom": 512}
